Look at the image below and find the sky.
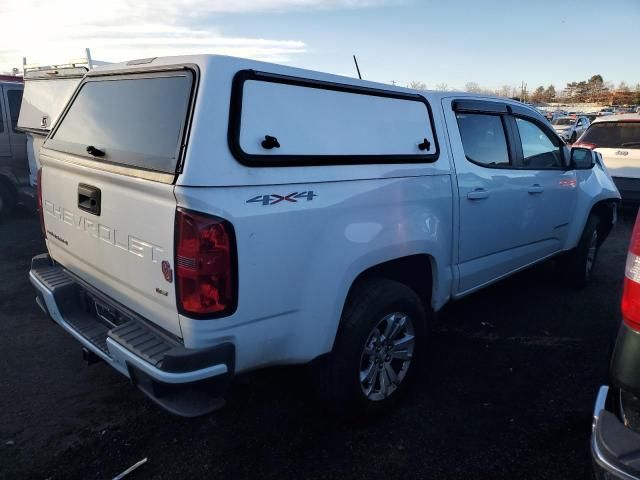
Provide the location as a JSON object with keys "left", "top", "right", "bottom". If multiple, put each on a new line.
{"left": 1, "top": 0, "right": 638, "bottom": 91}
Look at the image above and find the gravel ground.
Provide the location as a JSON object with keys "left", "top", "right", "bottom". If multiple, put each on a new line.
{"left": 0, "top": 207, "right": 635, "bottom": 480}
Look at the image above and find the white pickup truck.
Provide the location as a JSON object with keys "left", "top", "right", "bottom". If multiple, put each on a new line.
{"left": 30, "top": 55, "right": 620, "bottom": 418}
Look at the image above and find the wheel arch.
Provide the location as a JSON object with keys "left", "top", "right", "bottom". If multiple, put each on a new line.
{"left": 590, "top": 198, "right": 620, "bottom": 246}
{"left": 337, "top": 254, "right": 436, "bottom": 336}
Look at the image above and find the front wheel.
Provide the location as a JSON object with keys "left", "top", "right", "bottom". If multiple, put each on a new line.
{"left": 560, "top": 214, "right": 601, "bottom": 288}
{"left": 314, "top": 278, "right": 426, "bottom": 419}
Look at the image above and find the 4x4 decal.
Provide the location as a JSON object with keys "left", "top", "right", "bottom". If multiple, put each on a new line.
{"left": 246, "top": 191, "right": 317, "bottom": 206}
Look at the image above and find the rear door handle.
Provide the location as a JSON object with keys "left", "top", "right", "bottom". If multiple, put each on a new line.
{"left": 467, "top": 188, "right": 489, "bottom": 200}
{"left": 528, "top": 184, "right": 544, "bottom": 194}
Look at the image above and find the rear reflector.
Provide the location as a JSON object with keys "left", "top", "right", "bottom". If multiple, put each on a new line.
{"left": 36, "top": 168, "right": 46, "bottom": 238}
{"left": 175, "top": 208, "right": 237, "bottom": 318}
{"left": 622, "top": 210, "right": 640, "bottom": 331}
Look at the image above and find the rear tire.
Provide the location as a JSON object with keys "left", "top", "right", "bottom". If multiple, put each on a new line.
{"left": 560, "top": 214, "right": 601, "bottom": 288}
{"left": 314, "top": 278, "right": 426, "bottom": 419}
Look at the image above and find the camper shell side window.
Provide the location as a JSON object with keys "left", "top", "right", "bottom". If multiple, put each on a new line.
{"left": 229, "top": 70, "right": 440, "bottom": 166}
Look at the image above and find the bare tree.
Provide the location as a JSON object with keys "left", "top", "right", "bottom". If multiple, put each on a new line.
{"left": 465, "top": 82, "right": 481, "bottom": 93}
{"left": 435, "top": 82, "right": 448, "bottom": 91}
{"left": 409, "top": 81, "right": 427, "bottom": 90}
{"left": 498, "top": 85, "right": 512, "bottom": 98}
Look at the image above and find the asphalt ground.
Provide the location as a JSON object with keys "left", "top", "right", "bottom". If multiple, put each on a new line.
{"left": 0, "top": 207, "right": 636, "bottom": 480}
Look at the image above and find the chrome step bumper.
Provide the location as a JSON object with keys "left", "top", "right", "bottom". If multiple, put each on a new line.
{"left": 29, "top": 253, "right": 234, "bottom": 416}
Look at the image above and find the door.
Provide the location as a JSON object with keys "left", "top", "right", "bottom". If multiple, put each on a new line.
{"left": 444, "top": 98, "right": 571, "bottom": 294}
{"left": 512, "top": 115, "right": 577, "bottom": 251}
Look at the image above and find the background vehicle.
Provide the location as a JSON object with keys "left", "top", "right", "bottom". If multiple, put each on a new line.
{"left": 29, "top": 55, "right": 620, "bottom": 418}
{"left": 592, "top": 210, "right": 640, "bottom": 480}
{"left": 0, "top": 76, "right": 27, "bottom": 219}
{"left": 17, "top": 51, "right": 95, "bottom": 188}
{"left": 575, "top": 114, "right": 640, "bottom": 202}
{"left": 552, "top": 115, "right": 590, "bottom": 143}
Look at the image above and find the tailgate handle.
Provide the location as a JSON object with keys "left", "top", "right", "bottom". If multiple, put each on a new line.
{"left": 78, "top": 184, "right": 101, "bottom": 216}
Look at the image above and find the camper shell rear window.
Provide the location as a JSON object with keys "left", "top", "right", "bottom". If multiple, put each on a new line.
{"left": 229, "top": 70, "right": 439, "bottom": 166}
{"left": 46, "top": 70, "right": 194, "bottom": 174}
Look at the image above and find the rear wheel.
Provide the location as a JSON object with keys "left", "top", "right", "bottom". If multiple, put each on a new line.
{"left": 315, "top": 278, "right": 426, "bottom": 419}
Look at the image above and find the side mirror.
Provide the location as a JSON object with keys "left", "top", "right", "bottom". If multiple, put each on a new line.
{"left": 571, "top": 147, "right": 596, "bottom": 169}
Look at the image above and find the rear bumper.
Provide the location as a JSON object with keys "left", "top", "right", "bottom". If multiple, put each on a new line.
{"left": 592, "top": 386, "right": 640, "bottom": 480}
{"left": 611, "top": 324, "right": 640, "bottom": 397}
{"left": 29, "top": 253, "right": 234, "bottom": 417}
{"left": 612, "top": 177, "right": 640, "bottom": 203}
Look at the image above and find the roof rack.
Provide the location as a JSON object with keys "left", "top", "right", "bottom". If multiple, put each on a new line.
{"left": 23, "top": 48, "right": 93, "bottom": 78}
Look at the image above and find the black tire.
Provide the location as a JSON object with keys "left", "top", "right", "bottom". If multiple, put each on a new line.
{"left": 0, "top": 182, "right": 16, "bottom": 221}
{"left": 314, "top": 278, "right": 426, "bottom": 419}
{"left": 561, "top": 214, "right": 601, "bottom": 288}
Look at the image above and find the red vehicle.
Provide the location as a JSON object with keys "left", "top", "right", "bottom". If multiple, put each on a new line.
{"left": 593, "top": 211, "right": 640, "bottom": 479}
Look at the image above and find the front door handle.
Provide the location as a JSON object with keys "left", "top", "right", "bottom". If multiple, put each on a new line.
{"left": 467, "top": 188, "right": 489, "bottom": 200}
{"left": 528, "top": 184, "right": 544, "bottom": 194}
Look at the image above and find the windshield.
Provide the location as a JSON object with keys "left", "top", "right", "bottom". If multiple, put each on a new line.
{"left": 580, "top": 122, "right": 640, "bottom": 148}
{"left": 48, "top": 72, "right": 192, "bottom": 173}
{"left": 552, "top": 118, "right": 575, "bottom": 126}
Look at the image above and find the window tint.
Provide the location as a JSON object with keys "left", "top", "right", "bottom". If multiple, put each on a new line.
{"left": 456, "top": 113, "right": 510, "bottom": 167}
{"left": 7, "top": 89, "right": 22, "bottom": 132}
{"left": 580, "top": 122, "right": 640, "bottom": 149}
{"left": 0, "top": 95, "right": 3, "bottom": 132}
{"left": 515, "top": 118, "right": 562, "bottom": 169}
{"left": 50, "top": 73, "right": 192, "bottom": 173}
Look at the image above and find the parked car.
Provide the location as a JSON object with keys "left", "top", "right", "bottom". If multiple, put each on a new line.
{"left": 575, "top": 114, "right": 640, "bottom": 202}
{"left": 586, "top": 113, "right": 599, "bottom": 123}
{"left": 592, "top": 210, "right": 640, "bottom": 479}
{"left": 29, "top": 54, "right": 620, "bottom": 418}
{"left": 552, "top": 115, "right": 590, "bottom": 143}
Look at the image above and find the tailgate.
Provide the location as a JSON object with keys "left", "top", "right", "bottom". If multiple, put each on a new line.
{"left": 40, "top": 153, "right": 181, "bottom": 336}
{"left": 37, "top": 68, "right": 195, "bottom": 338}
{"left": 598, "top": 147, "right": 640, "bottom": 179}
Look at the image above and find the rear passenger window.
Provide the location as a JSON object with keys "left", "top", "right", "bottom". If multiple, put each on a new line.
{"left": 456, "top": 113, "right": 510, "bottom": 167}
{"left": 230, "top": 70, "right": 439, "bottom": 165}
{"left": 515, "top": 118, "right": 562, "bottom": 169}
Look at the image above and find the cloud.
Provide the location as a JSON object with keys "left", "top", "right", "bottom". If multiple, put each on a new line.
{"left": 0, "top": 0, "right": 391, "bottom": 72}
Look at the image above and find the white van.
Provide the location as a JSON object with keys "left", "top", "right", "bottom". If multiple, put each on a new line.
{"left": 29, "top": 55, "right": 620, "bottom": 418}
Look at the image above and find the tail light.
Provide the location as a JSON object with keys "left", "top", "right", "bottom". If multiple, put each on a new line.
{"left": 622, "top": 209, "right": 640, "bottom": 331}
{"left": 36, "top": 168, "right": 46, "bottom": 238}
{"left": 573, "top": 142, "right": 597, "bottom": 150}
{"left": 175, "top": 208, "right": 237, "bottom": 318}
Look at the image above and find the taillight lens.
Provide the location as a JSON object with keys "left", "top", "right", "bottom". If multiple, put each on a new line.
{"left": 36, "top": 168, "right": 46, "bottom": 238}
{"left": 175, "top": 208, "right": 237, "bottom": 318}
{"left": 622, "top": 210, "right": 640, "bottom": 331}
{"left": 573, "top": 141, "right": 597, "bottom": 150}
